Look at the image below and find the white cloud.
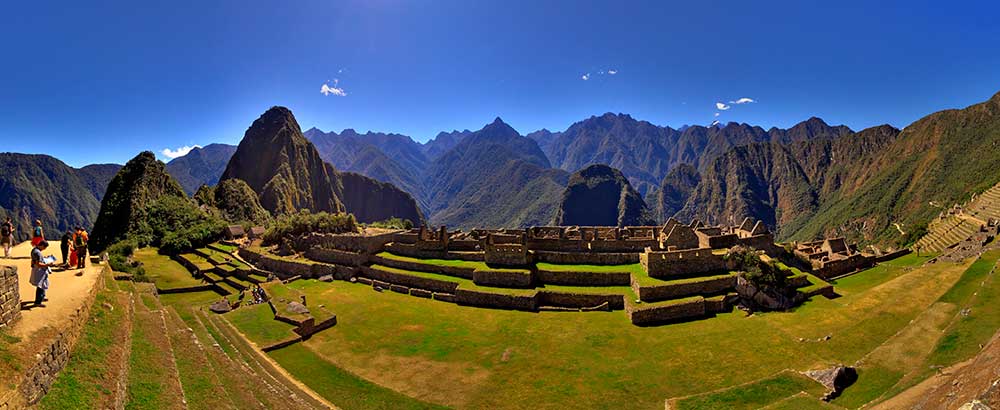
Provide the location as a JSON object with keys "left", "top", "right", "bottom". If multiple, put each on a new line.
{"left": 716, "top": 102, "right": 730, "bottom": 110}
{"left": 607, "top": 69, "right": 617, "bottom": 75}
{"left": 711, "top": 120, "right": 721, "bottom": 126}
{"left": 729, "top": 97, "right": 755, "bottom": 104}
{"left": 161, "top": 145, "right": 201, "bottom": 159}
{"left": 581, "top": 73, "right": 590, "bottom": 81}
{"left": 714, "top": 112, "right": 720, "bottom": 117}
{"left": 321, "top": 79, "right": 347, "bottom": 96}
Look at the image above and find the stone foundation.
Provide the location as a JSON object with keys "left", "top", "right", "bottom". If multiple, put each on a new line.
{"left": 632, "top": 273, "right": 737, "bottom": 302}
{"left": 535, "top": 269, "right": 631, "bottom": 286}
{"left": 626, "top": 296, "right": 707, "bottom": 325}
{"left": 472, "top": 268, "right": 533, "bottom": 288}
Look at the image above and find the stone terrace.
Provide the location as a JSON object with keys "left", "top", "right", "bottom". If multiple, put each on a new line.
{"left": 232, "top": 217, "right": 844, "bottom": 326}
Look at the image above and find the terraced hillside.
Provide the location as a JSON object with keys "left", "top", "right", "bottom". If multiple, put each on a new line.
{"left": 913, "top": 181, "right": 1000, "bottom": 253}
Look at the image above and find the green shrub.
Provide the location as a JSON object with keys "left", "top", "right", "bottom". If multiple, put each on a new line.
{"left": 106, "top": 239, "right": 148, "bottom": 281}
{"left": 126, "top": 196, "right": 227, "bottom": 255}
{"left": 726, "top": 247, "right": 789, "bottom": 289}
{"left": 366, "top": 217, "right": 414, "bottom": 230}
{"left": 263, "top": 210, "right": 359, "bottom": 244}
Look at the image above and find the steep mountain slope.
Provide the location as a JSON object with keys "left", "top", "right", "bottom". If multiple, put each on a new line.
{"left": 0, "top": 154, "right": 106, "bottom": 241}
{"left": 422, "top": 130, "right": 472, "bottom": 160}
{"left": 220, "top": 107, "right": 345, "bottom": 216}
{"left": 787, "top": 91, "right": 1000, "bottom": 247}
{"left": 304, "top": 128, "right": 425, "bottom": 202}
{"left": 220, "top": 106, "right": 422, "bottom": 224}
{"left": 165, "top": 144, "right": 237, "bottom": 195}
{"left": 76, "top": 163, "right": 123, "bottom": 201}
{"left": 90, "top": 151, "right": 188, "bottom": 252}
{"left": 674, "top": 125, "right": 901, "bottom": 238}
{"left": 544, "top": 113, "right": 852, "bottom": 196}
{"left": 197, "top": 178, "right": 272, "bottom": 225}
{"left": 555, "top": 164, "right": 655, "bottom": 226}
{"left": 422, "top": 118, "right": 562, "bottom": 227}
{"left": 653, "top": 163, "right": 700, "bottom": 222}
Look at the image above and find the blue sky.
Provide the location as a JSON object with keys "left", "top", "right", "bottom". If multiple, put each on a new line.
{"left": 2, "top": 0, "right": 999, "bottom": 167}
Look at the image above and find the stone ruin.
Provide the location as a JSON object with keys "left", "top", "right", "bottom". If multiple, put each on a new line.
{"left": 794, "top": 237, "right": 875, "bottom": 279}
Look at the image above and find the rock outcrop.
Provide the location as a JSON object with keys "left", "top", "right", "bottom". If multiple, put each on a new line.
{"left": 555, "top": 164, "right": 655, "bottom": 227}
{"left": 165, "top": 143, "right": 237, "bottom": 195}
{"left": 220, "top": 106, "right": 422, "bottom": 225}
{"left": 90, "top": 151, "right": 188, "bottom": 252}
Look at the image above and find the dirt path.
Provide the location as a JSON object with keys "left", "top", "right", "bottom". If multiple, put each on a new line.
{"left": 0, "top": 241, "right": 103, "bottom": 339}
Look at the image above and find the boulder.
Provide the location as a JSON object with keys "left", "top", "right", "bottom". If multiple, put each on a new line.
{"left": 804, "top": 365, "right": 858, "bottom": 401}
{"left": 209, "top": 300, "right": 232, "bottom": 314}
{"left": 318, "top": 274, "right": 334, "bottom": 282}
{"left": 286, "top": 301, "right": 310, "bottom": 315}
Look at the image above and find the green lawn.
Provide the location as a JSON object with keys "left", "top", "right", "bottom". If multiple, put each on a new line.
{"left": 269, "top": 344, "right": 448, "bottom": 410}
{"left": 377, "top": 252, "right": 529, "bottom": 273}
{"left": 672, "top": 371, "right": 827, "bottom": 410}
{"left": 133, "top": 248, "right": 205, "bottom": 290}
{"left": 224, "top": 303, "right": 300, "bottom": 346}
{"left": 141, "top": 246, "right": 986, "bottom": 410}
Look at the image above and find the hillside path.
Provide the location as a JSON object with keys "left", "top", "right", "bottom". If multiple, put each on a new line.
{"left": 1, "top": 241, "right": 103, "bottom": 339}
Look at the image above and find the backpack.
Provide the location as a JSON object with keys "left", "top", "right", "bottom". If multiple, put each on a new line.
{"left": 1, "top": 223, "right": 10, "bottom": 236}
{"left": 74, "top": 233, "right": 87, "bottom": 247}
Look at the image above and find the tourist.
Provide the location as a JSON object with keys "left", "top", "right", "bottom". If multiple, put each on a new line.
{"left": 0, "top": 217, "right": 13, "bottom": 258}
{"left": 31, "top": 219, "right": 44, "bottom": 247}
{"left": 29, "top": 240, "right": 53, "bottom": 307}
{"left": 73, "top": 227, "right": 89, "bottom": 269}
{"left": 60, "top": 230, "right": 73, "bottom": 266}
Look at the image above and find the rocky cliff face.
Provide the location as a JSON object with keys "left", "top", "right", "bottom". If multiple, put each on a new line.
{"left": 90, "top": 151, "right": 188, "bottom": 252}
{"left": 221, "top": 107, "right": 344, "bottom": 216}
{"left": 555, "top": 164, "right": 655, "bottom": 227}
{"left": 221, "top": 106, "right": 422, "bottom": 225}
{"left": 654, "top": 163, "right": 700, "bottom": 222}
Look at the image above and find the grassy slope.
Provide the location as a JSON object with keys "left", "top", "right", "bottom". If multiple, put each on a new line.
{"left": 133, "top": 248, "right": 205, "bottom": 289}
{"left": 228, "top": 253, "right": 965, "bottom": 410}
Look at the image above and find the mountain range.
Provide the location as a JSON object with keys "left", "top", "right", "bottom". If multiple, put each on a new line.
{"left": 4, "top": 90, "right": 1000, "bottom": 251}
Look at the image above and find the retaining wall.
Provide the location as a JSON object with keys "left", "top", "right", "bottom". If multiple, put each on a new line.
{"left": 384, "top": 243, "right": 485, "bottom": 261}
{"left": 0, "top": 265, "right": 106, "bottom": 407}
{"left": 370, "top": 255, "right": 474, "bottom": 279}
{"left": 0, "top": 266, "right": 20, "bottom": 328}
{"left": 534, "top": 251, "right": 639, "bottom": 265}
{"left": 640, "top": 249, "right": 730, "bottom": 279}
{"left": 536, "top": 269, "right": 631, "bottom": 286}
{"left": 627, "top": 297, "right": 707, "bottom": 325}
{"left": 537, "top": 291, "right": 625, "bottom": 310}
{"left": 633, "top": 274, "right": 737, "bottom": 302}
{"left": 454, "top": 288, "right": 537, "bottom": 311}
{"left": 305, "top": 247, "right": 368, "bottom": 267}
{"left": 472, "top": 269, "right": 533, "bottom": 288}
{"left": 293, "top": 231, "right": 398, "bottom": 253}
{"left": 360, "top": 266, "right": 459, "bottom": 294}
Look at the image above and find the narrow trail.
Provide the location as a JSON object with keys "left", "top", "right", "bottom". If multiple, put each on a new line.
{"left": 0, "top": 241, "right": 103, "bottom": 339}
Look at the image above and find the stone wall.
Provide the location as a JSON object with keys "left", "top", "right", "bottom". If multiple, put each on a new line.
{"left": 813, "top": 254, "right": 876, "bottom": 279}
{"left": 370, "top": 255, "right": 474, "bottom": 279}
{"left": 293, "top": 231, "right": 398, "bottom": 253}
{"left": 626, "top": 296, "right": 707, "bottom": 325}
{"left": 454, "top": 288, "right": 537, "bottom": 311}
{"left": 537, "top": 291, "right": 625, "bottom": 310}
{"left": 472, "top": 269, "right": 533, "bottom": 288}
{"left": 0, "top": 266, "right": 20, "bottom": 328}
{"left": 535, "top": 269, "right": 631, "bottom": 286}
{"left": 360, "top": 266, "right": 459, "bottom": 294}
{"left": 640, "top": 248, "right": 730, "bottom": 279}
{"left": 241, "top": 249, "right": 354, "bottom": 281}
{"left": 632, "top": 273, "right": 737, "bottom": 302}
{"left": 383, "top": 243, "right": 485, "bottom": 261}
{"left": 304, "top": 247, "right": 368, "bottom": 267}
{"left": 533, "top": 251, "right": 638, "bottom": 265}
